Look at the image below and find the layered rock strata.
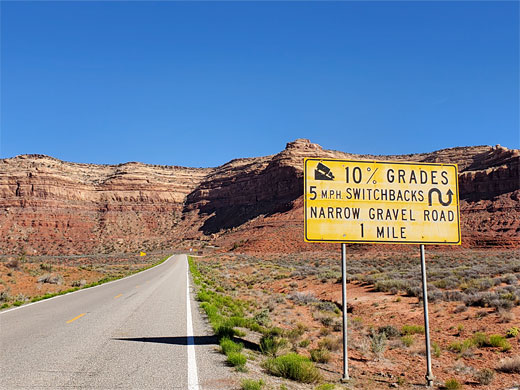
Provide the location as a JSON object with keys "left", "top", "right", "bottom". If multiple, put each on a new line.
{"left": 0, "top": 139, "right": 518, "bottom": 255}
{"left": 0, "top": 155, "right": 212, "bottom": 254}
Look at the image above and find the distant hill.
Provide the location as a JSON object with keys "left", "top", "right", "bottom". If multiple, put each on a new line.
{"left": 1, "top": 139, "right": 518, "bottom": 256}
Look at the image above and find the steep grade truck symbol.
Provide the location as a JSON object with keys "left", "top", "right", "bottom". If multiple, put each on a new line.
{"left": 315, "top": 162, "right": 335, "bottom": 181}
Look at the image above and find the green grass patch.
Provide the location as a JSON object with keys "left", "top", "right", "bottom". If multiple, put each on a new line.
{"left": 241, "top": 379, "right": 264, "bottom": 390}
{"left": 263, "top": 353, "right": 321, "bottom": 383}
{"left": 310, "top": 348, "right": 330, "bottom": 363}
{"left": 401, "top": 335, "right": 414, "bottom": 347}
{"left": 227, "top": 351, "right": 247, "bottom": 371}
{"left": 449, "top": 332, "right": 512, "bottom": 353}
{"left": 444, "top": 378, "right": 462, "bottom": 390}
{"left": 220, "top": 337, "right": 243, "bottom": 355}
{"left": 448, "top": 338, "right": 475, "bottom": 353}
{"left": 506, "top": 327, "right": 519, "bottom": 338}
{"left": 315, "top": 384, "right": 335, "bottom": 390}
{"left": 488, "top": 334, "right": 511, "bottom": 351}
{"left": 471, "top": 332, "right": 488, "bottom": 347}
{"left": 401, "top": 324, "right": 424, "bottom": 335}
{"left": 188, "top": 256, "right": 264, "bottom": 339}
{"left": 432, "top": 341, "right": 441, "bottom": 357}
{"left": 260, "top": 334, "right": 287, "bottom": 357}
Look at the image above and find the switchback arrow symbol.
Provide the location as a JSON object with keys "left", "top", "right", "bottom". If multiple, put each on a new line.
{"left": 428, "top": 188, "right": 453, "bottom": 206}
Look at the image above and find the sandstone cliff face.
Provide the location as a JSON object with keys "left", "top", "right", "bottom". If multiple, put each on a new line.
{"left": 0, "top": 155, "right": 212, "bottom": 255}
{"left": 0, "top": 140, "right": 518, "bottom": 255}
{"left": 182, "top": 139, "right": 519, "bottom": 247}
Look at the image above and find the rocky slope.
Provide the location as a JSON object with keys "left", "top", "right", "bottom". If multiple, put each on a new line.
{"left": 0, "top": 140, "right": 518, "bottom": 255}
{"left": 0, "top": 155, "right": 212, "bottom": 255}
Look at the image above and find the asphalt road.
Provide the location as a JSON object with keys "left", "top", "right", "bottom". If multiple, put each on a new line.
{"left": 0, "top": 255, "right": 233, "bottom": 389}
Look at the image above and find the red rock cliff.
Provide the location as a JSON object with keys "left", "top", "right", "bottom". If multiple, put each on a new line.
{"left": 0, "top": 140, "right": 518, "bottom": 255}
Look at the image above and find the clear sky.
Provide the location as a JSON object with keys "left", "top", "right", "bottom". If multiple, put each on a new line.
{"left": 1, "top": 1, "right": 518, "bottom": 167}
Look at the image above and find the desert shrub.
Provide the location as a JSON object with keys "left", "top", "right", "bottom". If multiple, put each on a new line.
{"left": 488, "top": 334, "right": 511, "bottom": 351}
{"left": 286, "top": 323, "right": 307, "bottom": 341}
{"left": 241, "top": 379, "right": 264, "bottom": 390}
{"left": 401, "top": 325, "right": 424, "bottom": 335}
{"left": 453, "top": 304, "right": 467, "bottom": 313}
{"left": 474, "top": 368, "right": 494, "bottom": 385}
{"left": 373, "top": 279, "right": 408, "bottom": 293}
{"left": 444, "top": 378, "right": 462, "bottom": 390}
{"left": 37, "top": 273, "right": 63, "bottom": 285}
{"left": 299, "top": 339, "right": 310, "bottom": 348}
{"left": 263, "top": 353, "right": 321, "bottom": 383}
{"left": 404, "top": 284, "right": 422, "bottom": 298}
{"left": 316, "top": 301, "right": 337, "bottom": 313}
{"left": 253, "top": 309, "right": 271, "bottom": 327}
{"left": 506, "top": 327, "right": 519, "bottom": 338}
{"left": 310, "top": 348, "right": 330, "bottom": 363}
{"left": 370, "top": 330, "right": 387, "bottom": 356}
{"left": 433, "top": 277, "right": 460, "bottom": 290}
{"left": 290, "top": 292, "right": 318, "bottom": 305}
{"left": 497, "top": 355, "right": 520, "bottom": 373}
{"left": 427, "top": 287, "right": 444, "bottom": 303}
{"left": 318, "top": 337, "right": 341, "bottom": 352}
{"left": 448, "top": 339, "right": 475, "bottom": 354}
{"left": 351, "top": 317, "right": 363, "bottom": 330}
{"left": 444, "top": 291, "right": 465, "bottom": 302}
{"left": 498, "top": 309, "right": 516, "bottom": 323}
{"left": 318, "top": 315, "right": 334, "bottom": 327}
{"left": 0, "top": 291, "right": 11, "bottom": 303}
{"left": 71, "top": 279, "right": 86, "bottom": 287}
{"left": 6, "top": 259, "right": 19, "bottom": 269}
{"left": 332, "top": 320, "right": 342, "bottom": 332}
{"left": 197, "top": 290, "right": 212, "bottom": 302}
{"left": 463, "top": 292, "right": 495, "bottom": 307}
{"left": 377, "top": 325, "right": 400, "bottom": 339}
{"left": 401, "top": 335, "right": 414, "bottom": 347}
{"left": 472, "top": 278, "right": 493, "bottom": 291}
{"left": 315, "top": 384, "right": 335, "bottom": 390}
{"left": 227, "top": 351, "right": 247, "bottom": 371}
{"left": 39, "top": 263, "right": 52, "bottom": 272}
{"left": 432, "top": 341, "right": 441, "bottom": 357}
{"left": 260, "top": 334, "right": 287, "bottom": 357}
{"left": 471, "top": 332, "right": 489, "bottom": 347}
{"left": 490, "top": 298, "right": 515, "bottom": 311}
{"left": 220, "top": 337, "right": 243, "bottom": 355}
{"left": 319, "top": 327, "right": 331, "bottom": 336}
{"left": 215, "top": 324, "right": 235, "bottom": 340}
{"left": 501, "top": 274, "right": 518, "bottom": 285}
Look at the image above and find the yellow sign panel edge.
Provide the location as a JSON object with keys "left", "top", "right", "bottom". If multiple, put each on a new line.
{"left": 303, "top": 157, "right": 461, "bottom": 245}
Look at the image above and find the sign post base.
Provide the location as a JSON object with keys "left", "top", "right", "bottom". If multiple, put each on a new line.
{"left": 341, "top": 243, "right": 350, "bottom": 382}
{"left": 420, "top": 244, "right": 434, "bottom": 387}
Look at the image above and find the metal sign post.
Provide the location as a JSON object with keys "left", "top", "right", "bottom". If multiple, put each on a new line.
{"left": 304, "top": 158, "right": 460, "bottom": 386}
{"left": 420, "top": 244, "right": 434, "bottom": 387}
{"left": 341, "top": 243, "right": 349, "bottom": 381}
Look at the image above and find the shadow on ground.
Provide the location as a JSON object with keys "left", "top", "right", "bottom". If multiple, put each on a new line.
{"left": 113, "top": 335, "right": 259, "bottom": 351}
{"left": 112, "top": 335, "right": 218, "bottom": 345}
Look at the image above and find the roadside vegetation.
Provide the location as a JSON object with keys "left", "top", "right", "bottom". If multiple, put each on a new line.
{"left": 0, "top": 253, "right": 170, "bottom": 310}
{"left": 189, "top": 249, "right": 520, "bottom": 389}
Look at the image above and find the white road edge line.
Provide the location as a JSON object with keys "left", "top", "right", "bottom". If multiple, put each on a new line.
{"left": 186, "top": 256, "right": 200, "bottom": 390}
{"left": 0, "top": 255, "right": 175, "bottom": 315}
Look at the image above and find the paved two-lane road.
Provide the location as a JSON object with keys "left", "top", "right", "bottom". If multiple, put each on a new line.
{"left": 0, "top": 255, "right": 233, "bottom": 389}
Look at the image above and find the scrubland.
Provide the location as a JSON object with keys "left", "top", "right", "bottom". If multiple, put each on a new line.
{"left": 0, "top": 252, "right": 170, "bottom": 309}
{"left": 190, "top": 249, "right": 520, "bottom": 389}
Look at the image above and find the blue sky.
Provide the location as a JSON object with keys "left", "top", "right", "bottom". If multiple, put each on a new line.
{"left": 1, "top": 1, "right": 518, "bottom": 167}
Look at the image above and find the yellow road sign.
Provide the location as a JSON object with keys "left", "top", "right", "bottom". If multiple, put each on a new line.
{"left": 304, "top": 158, "right": 460, "bottom": 245}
